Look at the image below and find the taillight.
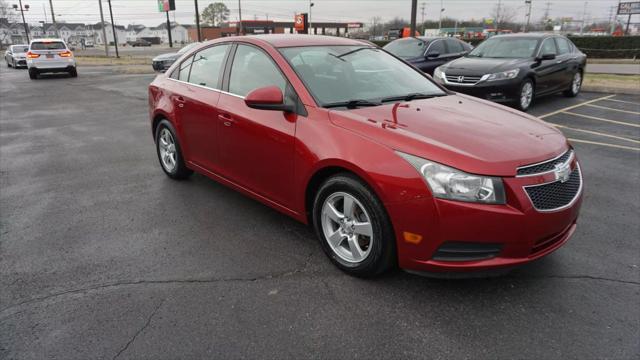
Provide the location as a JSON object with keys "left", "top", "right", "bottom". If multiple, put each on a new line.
{"left": 59, "top": 51, "right": 72, "bottom": 57}
{"left": 26, "top": 51, "right": 40, "bottom": 59}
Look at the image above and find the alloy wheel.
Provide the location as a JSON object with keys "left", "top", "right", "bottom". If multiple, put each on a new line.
{"left": 572, "top": 72, "right": 582, "bottom": 94}
{"left": 520, "top": 81, "right": 533, "bottom": 110}
{"left": 158, "top": 128, "right": 177, "bottom": 173}
{"left": 321, "top": 192, "right": 374, "bottom": 263}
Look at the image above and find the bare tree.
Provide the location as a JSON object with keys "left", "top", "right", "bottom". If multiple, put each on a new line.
{"left": 200, "top": 2, "right": 230, "bottom": 27}
{"left": 491, "top": 3, "right": 517, "bottom": 29}
{"left": 0, "top": 0, "right": 18, "bottom": 46}
{"left": 370, "top": 16, "right": 383, "bottom": 37}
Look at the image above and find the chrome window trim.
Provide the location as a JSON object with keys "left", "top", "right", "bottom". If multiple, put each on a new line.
{"left": 523, "top": 163, "right": 583, "bottom": 213}
{"left": 516, "top": 149, "right": 574, "bottom": 177}
{"left": 423, "top": 39, "right": 444, "bottom": 57}
{"left": 536, "top": 37, "right": 558, "bottom": 58}
{"left": 167, "top": 77, "right": 245, "bottom": 99}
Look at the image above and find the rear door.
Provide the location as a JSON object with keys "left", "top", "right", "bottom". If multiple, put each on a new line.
{"left": 216, "top": 43, "right": 299, "bottom": 206}
{"left": 179, "top": 44, "right": 231, "bottom": 171}
{"left": 554, "top": 37, "right": 576, "bottom": 87}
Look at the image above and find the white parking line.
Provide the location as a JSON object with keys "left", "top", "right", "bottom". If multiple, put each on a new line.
{"left": 568, "top": 138, "right": 640, "bottom": 151}
{"left": 563, "top": 111, "right": 640, "bottom": 128}
{"left": 601, "top": 98, "right": 640, "bottom": 106}
{"left": 539, "top": 94, "right": 616, "bottom": 118}
{"left": 584, "top": 103, "right": 640, "bottom": 115}
{"left": 551, "top": 123, "right": 640, "bottom": 144}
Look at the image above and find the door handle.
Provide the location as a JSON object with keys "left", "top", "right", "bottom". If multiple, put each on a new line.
{"left": 218, "top": 113, "right": 235, "bottom": 127}
{"left": 175, "top": 96, "right": 185, "bottom": 108}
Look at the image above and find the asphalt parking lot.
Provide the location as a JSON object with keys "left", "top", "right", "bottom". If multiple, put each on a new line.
{"left": 1, "top": 66, "right": 638, "bottom": 359}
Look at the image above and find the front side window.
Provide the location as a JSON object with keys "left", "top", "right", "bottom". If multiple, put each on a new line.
{"left": 229, "top": 44, "right": 287, "bottom": 97}
{"left": 540, "top": 38, "right": 557, "bottom": 56}
{"left": 383, "top": 38, "right": 426, "bottom": 59}
{"left": 426, "top": 40, "right": 445, "bottom": 56}
{"left": 468, "top": 37, "right": 539, "bottom": 58}
{"left": 281, "top": 45, "right": 446, "bottom": 106}
{"left": 555, "top": 37, "right": 571, "bottom": 55}
{"left": 188, "top": 44, "right": 229, "bottom": 89}
{"left": 30, "top": 41, "right": 66, "bottom": 50}
{"left": 178, "top": 55, "right": 193, "bottom": 81}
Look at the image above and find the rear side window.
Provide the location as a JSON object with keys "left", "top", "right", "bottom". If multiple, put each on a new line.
{"left": 178, "top": 55, "right": 193, "bottom": 81}
{"left": 555, "top": 37, "right": 572, "bottom": 55}
{"left": 229, "top": 44, "right": 286, "bottom": 97}
{"left": 426, "top": 40, "right": 445, "bottom": 56}
{"left": 30, "top": 42, "right": 66, "bottom": 50}
{"left": 383, "top": 38, "right": 426, "bottom": 59}
{"left": 446, "top": 39, "right": 464, "bottom": 53}
{"left": 188, "top": 44, "right": 229, "bottom": 89}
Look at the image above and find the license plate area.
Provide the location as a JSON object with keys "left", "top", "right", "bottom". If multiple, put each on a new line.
{"left": 46, "top": 54, "right": 54, "bottom": 59}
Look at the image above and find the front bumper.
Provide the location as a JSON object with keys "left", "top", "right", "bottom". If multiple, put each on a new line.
{"left": 435, "top": 76, "right": 522, "bottom": 103}
{"left": 387, "top": 157, "right": 583, "bottom": 273}
{"left": 14, "top": 59, "right": 27, "bottom": 67}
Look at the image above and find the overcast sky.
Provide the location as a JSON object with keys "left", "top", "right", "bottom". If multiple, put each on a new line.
{"left": 6, "top": 0, "right": 628, "bottom": 27}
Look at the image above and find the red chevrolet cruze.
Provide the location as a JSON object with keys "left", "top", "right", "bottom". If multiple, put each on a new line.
{"left": 148, "top": 35, "right": 582, "bottom": 277}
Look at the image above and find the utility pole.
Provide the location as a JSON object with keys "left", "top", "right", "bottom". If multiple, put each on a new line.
{"left": 543, "top": 1, "right": 551, "bottom": 28}
{"left": 410, "top": 0, "right": 417, "bottom": 36}
{"left": 48, "top": 0, "right": 58, "bottom": 37}
{"left": 496, "top": 0, "right": 502, "bottom": 30}
{"left": 194, "top": 0, "right": 202, "bottom": 42}
{"left": 107, "top": 0, "right": 119, "bottom": 58}
{"left": 438, "top": 0, "right": 444, "bottom": 33}
{"left": 238, "top": 0, "right": 243, "bottom": 35}
{"left": 98, "top": 0, "right": 109, "bottom": 56}
{"left": 165, "top": 11, "right": 173, "bottom": 47}
{"left": 420, "top": 2, "right": 426, "bottom": 33}
{"left": 524, "top": 0, "right": 532, "bottom": 32}
{"left": 580, "top": 1, "right": 587, "bottom": 35}
{"left": 15, "top": 1, "right": 30, "bottom": 43}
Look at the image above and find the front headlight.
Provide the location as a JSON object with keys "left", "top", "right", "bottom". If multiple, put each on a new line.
{"left": 484, "top": 68, "right": 520, "bottom": 82}
{"left": 397, "top": 151, "right": 506, "bottom": 204}
{"left": 433, "top": 67, "right": 444, "bottom": 80}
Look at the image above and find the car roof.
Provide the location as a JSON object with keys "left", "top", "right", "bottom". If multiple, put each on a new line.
{"left": 490, "top": 33, "right": 557, "bottom": 39}
{"left": 30, "top": 38, "right": 65, "bottom": 43}
{"left": 210, "top": 34, "right": 374, "bottom": 48}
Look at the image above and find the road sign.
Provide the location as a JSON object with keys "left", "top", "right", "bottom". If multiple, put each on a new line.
{"left": 157, "top": 0, "right": 176, "bottom": 12}
{"left": 294, "top": 13, "right": 307, "bottom": 31}
{"left": 618, "top": 1, "right": 640, "bottom": 15}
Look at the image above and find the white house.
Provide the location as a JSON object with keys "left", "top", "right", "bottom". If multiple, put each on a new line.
{"left": 91, "top": 22, "right": 127, "bottom": 46}
{"left": 137, "top": 22, "right": 192, "bottom": 44}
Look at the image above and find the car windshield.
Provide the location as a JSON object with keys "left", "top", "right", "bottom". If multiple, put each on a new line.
{"left": 280, "top": 45, "right": 446, "bottom": 107}
{"left": 30, "top": 41, "right": 66, "bottom": 50}
{"left": 178, "top": 42, "right": 199, "bottom": 55}
{"left": 383, "top": 38, "right": 426, "bottom": 58}
{"left": 12, "top": 46, "right": 28, "bottom": 53}
{"left": 468, "top": 37, "right": 539, "bottom": 58}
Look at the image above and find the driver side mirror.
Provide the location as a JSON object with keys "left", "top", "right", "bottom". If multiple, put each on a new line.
{"left": 244, "top": 86, "right": 295, "bottom": 113}
{"left": 539, "top": 53, "right": 556, "bottom": 61}
{"left": 426, "top": 52, "right": 440, "bottom": 59}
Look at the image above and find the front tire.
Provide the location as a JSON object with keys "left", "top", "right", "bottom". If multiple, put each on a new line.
{"left": 28, "top": 68, "right": 38, "bottom": 79}
{"left": 515, "top": 78, "right": 534, "bottom": 112}
{"left": 155, "top": 120, "right": 193, "bottom": 180}
{"left": 563, "top": 71, "right": 582, "bottom": 97}
{"left": 312, "top": 174, "right": 396, "bottom": 277}
{"left": 7, "top": 60, "right": 11, "bottom": 68}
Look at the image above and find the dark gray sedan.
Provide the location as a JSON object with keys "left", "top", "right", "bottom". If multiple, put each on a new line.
{"left": 152, "top": 42, "right": 200, "bottom": 72}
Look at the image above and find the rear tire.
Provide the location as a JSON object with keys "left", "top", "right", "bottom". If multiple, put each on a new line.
{"left": 563, "top": 71, "right": 582, "bottom": 97}
{"left": 312, "top": 173, "right": 396, "bottom": 277}
{"left": 69, "top": 67, "right": 78, "bottom": 77}
{"left": 28, "top": 68, "right": 38, "bottom": 80}
{"left": 155, "top": 120, "right": 193, "bottom": 180}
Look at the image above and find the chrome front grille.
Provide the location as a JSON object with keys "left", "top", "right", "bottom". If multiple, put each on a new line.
{"left": 517, "top": 150, "right": 574, "bottom": 176}
{"left": 445, "top": 74, "right": 483, "bottom": 85}
{"left": 524, "top": 165, "right": 582, "bottom": 212}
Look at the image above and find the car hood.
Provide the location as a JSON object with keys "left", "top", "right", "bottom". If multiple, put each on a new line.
{"left": 13, "top": 52, "right": 26, "bottom": 57}
{"left": 153, "top": 53, "right": 179, "bottom": 61}
{"left": 328, "top": 94, "right": 568, "bottom": 177}
{"left": 442, "top": 56, "right": 530, "bottom": 75}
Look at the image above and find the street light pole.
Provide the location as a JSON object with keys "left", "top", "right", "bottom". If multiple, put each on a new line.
{"left": 15, "top": 0, "right": 30, "bottom": 43}
{"left": 309, "top": 1, "right": 314, "bottom": 34}
{"left": 438, "top": 0, "right": 444, "bottom": 34}
{"left": 166, "top": 10, "right": 173, "bottom": 47}
{"left": 238, "top": 0, "right": 243, "bottom": 35}
{"left": 410, "top": 0, "right": 417, "bottom": 37}
{"left": 48, "top": 0, "right": 58, "bottom": 37}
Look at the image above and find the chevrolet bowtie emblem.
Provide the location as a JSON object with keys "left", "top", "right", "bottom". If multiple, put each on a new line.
{"left": 554, "top": 162, "right": 571, "bottom": 183}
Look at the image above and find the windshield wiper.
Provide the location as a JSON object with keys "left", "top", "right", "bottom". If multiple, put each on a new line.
{"left": 324, "top": 99, "right": 382, "bottom": 109}
{"left": 337, "top": 47, "right": 378, "bottom": 58}
{"left": 380, "top": 93, "right": 447, "bottom": 103}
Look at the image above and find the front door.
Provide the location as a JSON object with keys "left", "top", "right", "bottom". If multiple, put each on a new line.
{"left": 216, "top": 44, "right": 298, "bottom": 207}
{"left": 534, "top": 38, "right": 563, "bottom": 94}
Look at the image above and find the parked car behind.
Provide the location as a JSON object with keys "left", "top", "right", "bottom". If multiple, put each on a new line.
{"left": 131, "top": 39, "right": 152, "bottom": 47}
{"left": 433, "top": 33, "right": 586, "bottom": 111}
{"left": 383, "top": 37, "right": 472, "bottom": 75}
{"left": 149, "top": 35, "right": 582, "bottom": 277}
{"left": 152, "top": 42, "right": 200, "bottom": 72}
{"left": 5, "top": 44, "right": 29, "bottom": 68}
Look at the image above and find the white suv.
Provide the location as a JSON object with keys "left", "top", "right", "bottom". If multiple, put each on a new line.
{"left": 27, "top": 38, "right": 77, "bottom": 79}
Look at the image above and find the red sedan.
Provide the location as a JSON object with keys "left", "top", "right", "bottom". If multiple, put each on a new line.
{"left": 148, "top": 35, "right": 582, "bottom": 277}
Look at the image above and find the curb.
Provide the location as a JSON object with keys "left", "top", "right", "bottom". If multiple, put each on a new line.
{"left": 582, "top": 85, "right": 640, "bottom": 96}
